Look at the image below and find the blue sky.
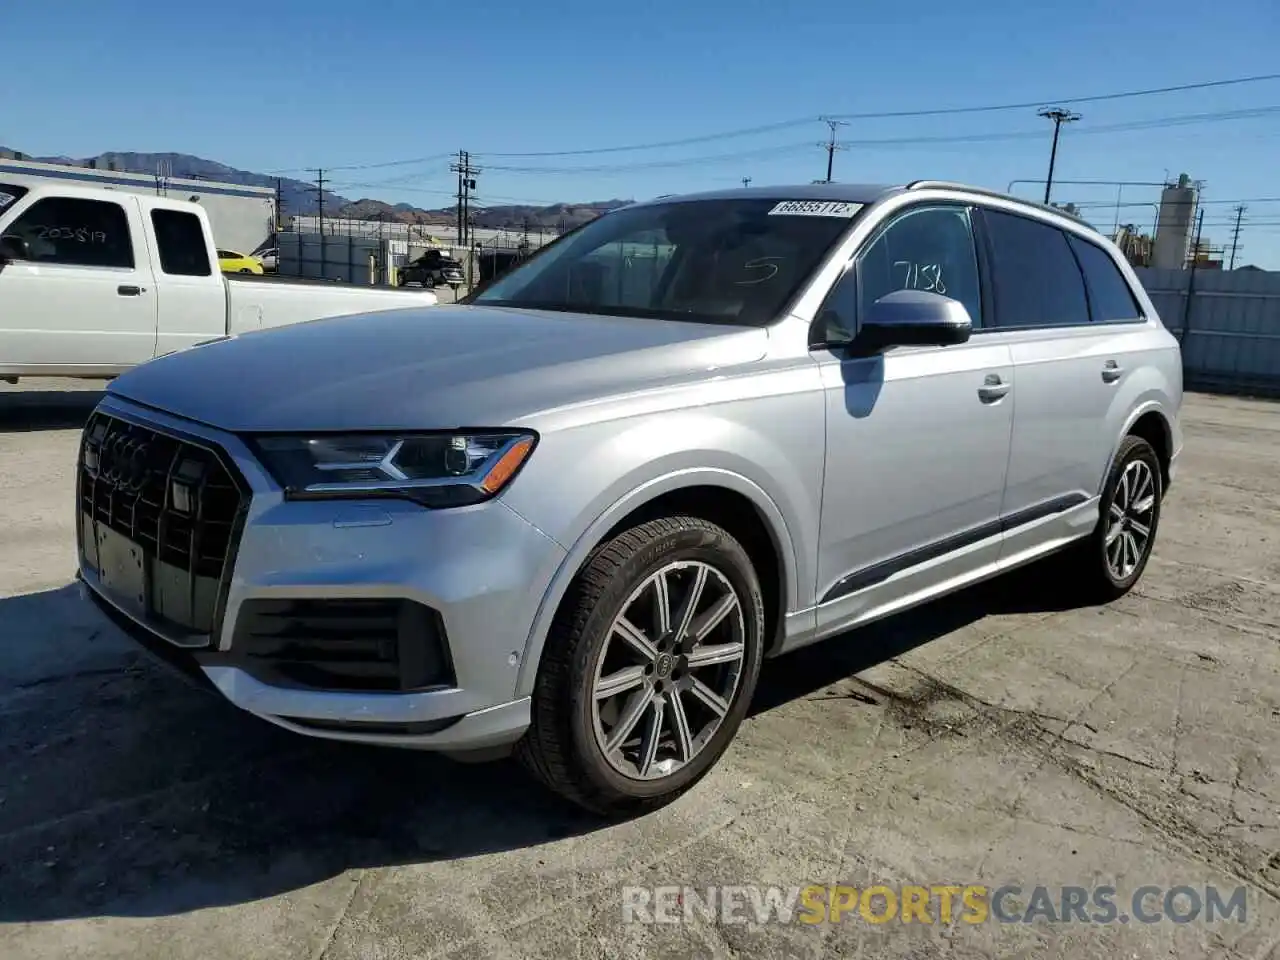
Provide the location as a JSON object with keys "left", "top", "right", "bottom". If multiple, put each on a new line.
{"left": 7, "top": 0, "right": 1280, "bottom": 265}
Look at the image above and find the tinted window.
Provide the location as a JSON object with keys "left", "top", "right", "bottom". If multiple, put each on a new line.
{"left": 983, "top": 209, "right": 1089, "bottom": 328}
{"left": 151, "top": 209, "right": 212, "bottom": 276}
{"left": 0, "top": 182, "right": 29, "bottom": 212}
{"left": 1067, "top": 234, "right": 1142, "bottom": 323}
{"left": 470, "top": 198, "right": 858, "bottom": 326}
{"left": 216, "top": 249, "right": 236, "bottom": 259}
{"left": 858, "top": 206, "right": 982, "bottom": 325}
{"left": 2, "top": 197, "right": 134, "bottom": 268}
{"left": 814, "top": 205, "right": 982, "bottom": 345}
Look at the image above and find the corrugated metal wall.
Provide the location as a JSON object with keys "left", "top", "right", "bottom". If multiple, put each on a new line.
{"left": 278, "top": 233, "right": 383, "bottom": 284}
{"left": 1135, "top": 267, "right": 1280, "bottom": 397}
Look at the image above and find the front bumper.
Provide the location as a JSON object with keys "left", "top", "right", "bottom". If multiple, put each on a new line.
{"left": 77, "top": 394, "right": 567, "bottom": 750}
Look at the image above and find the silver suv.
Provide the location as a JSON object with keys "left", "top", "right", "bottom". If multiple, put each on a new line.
{"left": 76, "top": 181, "right": 1182, "bottom": 815}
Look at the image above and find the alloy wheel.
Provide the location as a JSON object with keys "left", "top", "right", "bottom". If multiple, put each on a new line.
{"left": 590, "top": 560, "right": 746, "bottom": 780}
{"left": 1105, "top": 459, "right": 1157, "bottom": 580}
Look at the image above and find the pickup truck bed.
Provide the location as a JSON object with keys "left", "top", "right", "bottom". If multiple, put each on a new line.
{"left": 0, "top": 180, "right": 437, "bottom": 381}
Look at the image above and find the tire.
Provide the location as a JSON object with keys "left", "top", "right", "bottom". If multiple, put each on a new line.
{"left": 517, "top": 516, "right": 766, "bottom": 816}
{"left": 239, "top": 268, "right": 253, "bottom": 274}
{"left": 1064, "top": 435, "right": 1163, "bottom": 602}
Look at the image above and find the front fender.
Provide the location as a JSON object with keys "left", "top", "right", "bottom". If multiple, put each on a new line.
{"left": 511, "top": 464, "right": 800, "bottom": 698}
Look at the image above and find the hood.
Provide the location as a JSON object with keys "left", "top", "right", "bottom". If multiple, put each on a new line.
{"left": 107, "top": 305, "right": 767, "bottom": 433}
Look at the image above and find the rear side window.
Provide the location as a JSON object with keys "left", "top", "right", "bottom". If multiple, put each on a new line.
{"left": 1, "top": 196, "right": 134, "bottom": 268}
{"left": 152, "top": 210, "right": 213, "bottom": 276}
{"left": 1067, "top": 234, "right": 1143, "bottom": 323}
{"left": 0, "top": 182, "right": 29, "bottom": 212}
{"left": 983, "top": 209, "right": 1089, "bottom": 328}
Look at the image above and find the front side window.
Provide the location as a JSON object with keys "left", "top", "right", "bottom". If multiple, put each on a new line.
{"left": 983, "top": 209, "right": 1089, "bottom": 329}
{"left": 1066, "top": 233, "right": 1143, "bottom": 323}
{"left": 469, "top": 198, "right": 861, "bottom": 326}
{"left": 813, "top": 205, "right": 982, "bottom": 345}
{"left": 2, "top": 196, "right": 134, "bottom": 268}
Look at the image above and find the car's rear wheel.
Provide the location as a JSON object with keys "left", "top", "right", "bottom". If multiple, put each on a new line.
{"left": 517, "top": 516, "right": 765, "bottom": 816}
{"left": 1064, "top": 434, "right": 1163, "bottom": 602}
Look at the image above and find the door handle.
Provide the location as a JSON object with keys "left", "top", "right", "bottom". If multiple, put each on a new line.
{"left": 117, "top": 284, "right": 143, "bottom": 296}
{"left": 978, "top": 373, "right": 1011, "bottom": 402}
{"left": 1101, "top": 359, "right": 1124, "bottom": 383}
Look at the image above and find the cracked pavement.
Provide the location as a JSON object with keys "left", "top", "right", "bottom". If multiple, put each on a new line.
{"left": 1, "top": 382, "right": 1277, "bottom": 959}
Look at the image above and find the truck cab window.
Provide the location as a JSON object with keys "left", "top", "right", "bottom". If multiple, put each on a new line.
{"left": 152, "top": 210, "right": 213, "bottom": 276}
{"left": 2, "top": 197, "right": 134, "bottom": 269}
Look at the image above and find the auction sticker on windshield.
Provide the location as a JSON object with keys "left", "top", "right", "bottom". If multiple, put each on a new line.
{"left": 768, "top": 200, "right": 863, "bottom": 217}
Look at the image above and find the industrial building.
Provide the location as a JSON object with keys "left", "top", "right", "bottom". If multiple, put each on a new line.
{"left": 0, "top": 157, "right": 275, "bottom": 254}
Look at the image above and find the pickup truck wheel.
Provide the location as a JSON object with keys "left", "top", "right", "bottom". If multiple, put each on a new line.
{"left": 517, "top": 516, "right": 765, "bottom": 817}
{"left": 1066, "top": 435, "right": 1163, "bottom": 602}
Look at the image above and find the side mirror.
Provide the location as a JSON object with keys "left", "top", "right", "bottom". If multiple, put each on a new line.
{"left": 849, "top": 289, "right": 972, "bottom": 355}
{"left": 0, "top": 234, "right": 28, "bottom": 263}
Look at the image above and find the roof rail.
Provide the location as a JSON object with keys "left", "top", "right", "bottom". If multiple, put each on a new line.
{"left": 904, "top": 180, "right": 1089, "bottom": 223}
{"left": 905, "top": 179, "right": 1017, "bottom": 201}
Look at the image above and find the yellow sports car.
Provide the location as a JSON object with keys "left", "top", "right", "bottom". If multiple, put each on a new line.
{"left": 217, "top": 249, "right": 264, "bottom": 275}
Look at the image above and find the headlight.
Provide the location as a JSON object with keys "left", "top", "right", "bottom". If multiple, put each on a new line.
{"left": 249, "top": 431, "right": 536, "bottom": 508}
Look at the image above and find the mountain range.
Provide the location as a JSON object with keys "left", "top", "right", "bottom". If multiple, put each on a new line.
{"left": 0, "top": 147, "right": 629, "bottom": 231}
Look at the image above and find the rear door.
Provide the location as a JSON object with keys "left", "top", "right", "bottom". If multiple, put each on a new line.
{"left": 145, "top": 206, "right": 227, "bottom": 358}
{"left": 976, "top": 206, "right": 1132, "bottom": 560}
{"left": 0, "top": 192, "right": 157, "bottom": 369}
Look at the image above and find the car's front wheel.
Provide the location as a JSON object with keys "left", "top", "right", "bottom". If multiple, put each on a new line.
{"left": 518, "top": 516, "right": 765, "bottom": 816}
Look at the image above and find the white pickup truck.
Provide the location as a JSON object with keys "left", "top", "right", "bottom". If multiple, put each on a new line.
{"left": 0, "top": 180, "right": 436, "bottom": 382}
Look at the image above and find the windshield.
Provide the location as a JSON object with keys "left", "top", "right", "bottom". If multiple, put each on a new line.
{"left": 469, "top": 197, "right": 863, "bottom": 326}
{"left": 0, "top": 182, "right": 29, "bottom": 215}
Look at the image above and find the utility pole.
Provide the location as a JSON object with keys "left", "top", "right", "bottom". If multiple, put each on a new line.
{"left": 1037, "top": 107, "right": 1081, "bottom": 204}
{"left": 1178, "top": 206, "right": 1206, "bottom": 342}
{"left": 274, "top": 177, "right": 283, "bottom": 231}
{"left": 741, "top": 177, "right": 752, "bottom": 189}
{"left": 818, "top": 117, "right": 849, "bottom": 183}
{"left": 450, "top": 151, "right": 480, "bottom": 247}
{"left": 1190, "top": 206, "right": 1205, "bottom": 267}
{"left": 307, "top": 168, "right": 327, "bottom": 236}
{"left": 1228, "top": 204, "right": 1246, "bottom": 270}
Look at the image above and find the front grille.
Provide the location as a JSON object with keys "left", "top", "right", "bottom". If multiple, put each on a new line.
{"left": 230, "top": 598, "right": 455, "bottom": 692}
{"left": 78, "top": 411, "right": 248, "bottom": 640}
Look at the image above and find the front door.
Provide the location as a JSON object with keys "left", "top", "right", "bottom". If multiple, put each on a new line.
{"left": 812, "top": 204, "right": 1014, "bottom": 636}
{"left": 0, "top": 193, "right": 156, "bottom": 370}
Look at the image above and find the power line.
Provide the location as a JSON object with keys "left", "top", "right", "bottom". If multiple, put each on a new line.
{"left": 476, "top": 104, "right": 1280, "bottom": 175}
{"left": 467, "top": 71, "right": 1280, "bottom": 160}
{"left": 277, "top": 72, "right": 1280, "bottom": 175}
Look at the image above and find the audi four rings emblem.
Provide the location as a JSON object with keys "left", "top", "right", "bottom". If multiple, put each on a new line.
{"left": 98, "top": 431, "right": 151, "bottom": 493}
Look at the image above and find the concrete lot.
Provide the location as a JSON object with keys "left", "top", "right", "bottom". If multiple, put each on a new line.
{"left": 0, "top": 381, "right": 1277, "bottom": 959}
